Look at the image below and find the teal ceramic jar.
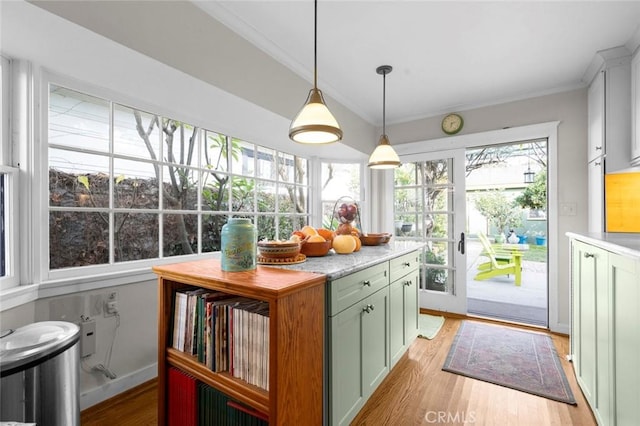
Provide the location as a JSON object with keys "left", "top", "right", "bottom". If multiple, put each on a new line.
{"left": 221, "top": 218, "right": 257, "bottom": 271}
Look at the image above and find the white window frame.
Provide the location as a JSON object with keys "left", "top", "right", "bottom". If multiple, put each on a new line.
{"left": 40, "top": 72, "right": 313, "bottom": 285}
{"left": 0, "top": 55, "right": 20, "bottom": 291}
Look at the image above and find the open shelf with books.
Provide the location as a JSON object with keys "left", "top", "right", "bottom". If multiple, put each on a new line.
{"left": 153, "top": 259, "right": 325, "bottom": 426}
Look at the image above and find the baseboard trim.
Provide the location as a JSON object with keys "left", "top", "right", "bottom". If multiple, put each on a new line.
{"left": 80, "top": 363, "right": 157, "bottom": 410}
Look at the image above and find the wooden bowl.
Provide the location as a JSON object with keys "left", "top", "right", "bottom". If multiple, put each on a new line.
{"left": 359, "top": 234, "right": 386, "bottom": 246}
{"left": 300, "top": 240, "right": 332, "bottom": 257}
{"left": 257, "top": 241, "right": 301, "bottom": 259}
{"left": 380, "top": 233, "right": 392, "bottom": 244}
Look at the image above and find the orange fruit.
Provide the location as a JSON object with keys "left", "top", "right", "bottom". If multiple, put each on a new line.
{"left": 301, "top": 225, "right": 318, "bottom": 237}
{"left": 317, "top": 228, "right": 335, "bottom": 242}
{"left": 333, "top": 234, "right": 356, "bottom": 254}
{"left": 307, "top": 234, "right": 326, "bottom": 243}
{"left": 353, "top": 235, "right": 362, "bottom": 252}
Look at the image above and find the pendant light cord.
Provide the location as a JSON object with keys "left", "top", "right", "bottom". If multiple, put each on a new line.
{"left": 382, "top": 71, "right": 386, "bottom": 135}
{"left": 313, "top": 0, "right": 318, "bottom": 89}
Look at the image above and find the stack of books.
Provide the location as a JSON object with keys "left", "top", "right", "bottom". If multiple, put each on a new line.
{"left": 172, "top": 288, "right": 270, "bottom": 390}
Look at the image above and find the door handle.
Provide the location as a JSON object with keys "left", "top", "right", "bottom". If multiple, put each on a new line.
{"left": 458, "top": 232, "right": 465, "bottom": 254}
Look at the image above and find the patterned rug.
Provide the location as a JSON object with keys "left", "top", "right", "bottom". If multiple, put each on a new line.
{"left": 442, "top": 321, "right": 576, "bottom": 405}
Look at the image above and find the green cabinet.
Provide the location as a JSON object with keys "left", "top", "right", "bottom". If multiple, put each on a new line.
{"left": 610, "top": 253, "right": 640, "bottom": 426}
{"left": 327, "top": 250, "right": 420, "bottom": 426}
{"left": 389, "top": 251, "right": 420, "bottom": 367}
{"left": 329, "top": 281, "right": 389, "bottom": 426}
{"left": 571, "top": 238, "right": 640, "bottom": 426}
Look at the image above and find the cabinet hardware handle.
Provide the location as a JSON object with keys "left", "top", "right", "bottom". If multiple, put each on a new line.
{"left": 404, "top": 280, "right": 412, "bottom": 286}
{"left": 594, "top": 162, "right": 601, "bottom": 166}
{"left": 363, "top": 280, "right": 371, "bottom": 287}
{"left": 596, "top": 146, "right": 602, "bottom": 151}
{"left": 584, "top": 253, "right": 595, "bottom": 258}
{"left": 362, "top": 304, "right": 375, "bottom": 313}
{"left": 403, "top": 262, "right": 411, "bottom": 267}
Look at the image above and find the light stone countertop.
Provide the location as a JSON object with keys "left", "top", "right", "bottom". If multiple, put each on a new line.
{"left": 566, "top": 232, "right": 640, "bottom": 259}
{"left": 260, "top": 240, "right": 425, "bottom": 280}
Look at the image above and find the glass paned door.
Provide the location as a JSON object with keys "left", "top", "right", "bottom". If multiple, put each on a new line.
{"left": 395, "top": 149, "right": 467, "bottom": 314}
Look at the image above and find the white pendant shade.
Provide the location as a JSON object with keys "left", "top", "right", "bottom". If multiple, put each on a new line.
{"left": 289, "top": 88, "right": 343, "bottom": 144}
{"left": 368, "top": 134, "right": 401, "bottom": 169}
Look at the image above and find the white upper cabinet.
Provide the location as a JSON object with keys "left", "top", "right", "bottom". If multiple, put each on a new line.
{"left": 585, "top": 47, "right": 632, "bottom": 173}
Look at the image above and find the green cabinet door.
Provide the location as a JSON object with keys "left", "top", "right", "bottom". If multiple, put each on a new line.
{"left": 572, "top": 240, "right": 602, "bottom": 407}
{"left": 389, "top": 277, "right": 405, "bottom": 366}
{"left": 611, "top": 252, "right": 640, "bottom": 426}
{"left": 330, "top": 287, "right": 389, "bottom": 426}
{"left": 362, "top": 287, "right": 389, "bottom": 396}
{"left": 390, "top": 269, "right": 419, "bottom": 367}
{"left": 403, "top": 270, "right": 419, "bottom": 344}
{"left": 330, "top": 300, "right": 365, "bottom": 426}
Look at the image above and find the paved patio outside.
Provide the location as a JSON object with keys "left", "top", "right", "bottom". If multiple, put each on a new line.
{"left": 465, "top": 240, "right": 548, "bottom": 326}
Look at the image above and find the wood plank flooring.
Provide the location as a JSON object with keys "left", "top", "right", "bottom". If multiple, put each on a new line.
{"left": 81, "top": 317, "right": 596, "bottom": 425}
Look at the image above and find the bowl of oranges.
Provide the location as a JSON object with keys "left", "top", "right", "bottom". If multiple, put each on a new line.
{"left": 294, "top": 226, "right": 334, "bottom": 257}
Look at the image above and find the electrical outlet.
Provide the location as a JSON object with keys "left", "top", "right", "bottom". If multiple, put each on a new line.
{"left": 104, "top": 291, "right": 118, "bottom": 317}
{"left": 80, "top": 318, "right": 96, "bottom": 358}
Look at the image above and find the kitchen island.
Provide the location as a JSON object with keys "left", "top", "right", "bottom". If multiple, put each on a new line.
{"left": 154, "top": 241, "right": 424, "bottom": 426}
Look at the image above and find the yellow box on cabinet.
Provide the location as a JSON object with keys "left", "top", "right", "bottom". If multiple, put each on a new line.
{"left": 605, "top": 172, "right": 640, "bottom": 232}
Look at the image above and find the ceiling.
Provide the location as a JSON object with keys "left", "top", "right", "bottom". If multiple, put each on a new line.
{"left": 195, "top": 1, "right": 640, "bottom": 126}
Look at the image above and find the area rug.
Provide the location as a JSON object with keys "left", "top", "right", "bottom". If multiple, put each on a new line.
{"left": 417, "top": 313, "right": 445, "bottom": 340}
{"left": 442, "top": 321, "right": 576, "bottom": 405}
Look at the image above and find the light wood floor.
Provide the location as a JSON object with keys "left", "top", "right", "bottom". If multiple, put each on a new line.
{"left": 81, "top": 316, "right": 596, "bottom": 425}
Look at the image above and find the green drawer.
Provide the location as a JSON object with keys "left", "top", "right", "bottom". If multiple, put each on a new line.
{"left": 328, "top": 262, "right": 389, "bottom": 316}
{"left": 389, "top": 251, "right": 419, "bottom": 282}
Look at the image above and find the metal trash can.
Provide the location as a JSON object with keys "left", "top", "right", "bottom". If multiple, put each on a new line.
{"left": 0, "top": 321, "right": 80, "bottom": 425}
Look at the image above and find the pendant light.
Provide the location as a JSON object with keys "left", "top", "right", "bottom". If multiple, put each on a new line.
{"left": 289, "top": 0, "right": 342, "bottom": 144}
{"left": 368, "top": 65, "right": 400, "bottom": 169}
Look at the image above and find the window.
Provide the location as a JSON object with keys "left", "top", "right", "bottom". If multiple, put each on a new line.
{"left": 320, "top": 162, "right": 362, "bottom": 230}
{"left": 0, "top": 56, "right": 19, "bottom": 290}
{"left": 48, "top": 84, "right": 310, "bottom": 273}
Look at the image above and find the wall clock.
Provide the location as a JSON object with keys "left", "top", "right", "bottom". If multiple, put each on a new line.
{"left": 441, "top": 113, "right": 464, "bottom": 135}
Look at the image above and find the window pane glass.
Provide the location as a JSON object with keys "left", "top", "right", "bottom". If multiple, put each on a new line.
{"left": 49, "top": 85, "right": 109, "bottom": 152}
{"left": 202, "top": 131, "right": 228, "bottom": 172}
{"left": 395, "top": 163, "right": 417, "bottom": 186}
{"left": 277, "top": 153, "right": 294, "bottom": 183}
{"left": 114, "top": 105, "right": 160, "bottom": 161}
{"left": 50, "top": 211, "right": 109, "bottom": 269}
{"left": 257, "top": 180, "right": 275, "bottom": 213}
{"left": 162, "top": 119, "right": 199, "bottom": 167}
{"left": 321, "top": 162, "right": 360, "bottom": 201}
{"left": 232, "top": 177, "right": 255, "bottom": 212}
{"left": 232, "top": 140, "right": 255, "bottom": 177}
{"left": 49, "top": 150, "right": 110, "bottom": 208}
{"left": 162, "top": 165, "right": 198, "bottom": 210}
{"left": 113, "top": 159, "right": 158, "bottom": 209}
{"left": 202, "top": 214, "right": 225, "bottom": 253}
{"left": 257, "top": 215, "right": 276, "bottom": 241}
{"left": 279, "top": 184, "right": 297, "bottom": 214}
{"left": 256, "top": 145, "right": 275, "bottom": 180}
{"left": 114, "top": 212, "right": 158, "bottom": 261}
{"left": 295, "top": 157, "right": 308, "bottom": 185}
{"left": 163, "top": 214, "right": 197, "bottom": 256}
{"left": 201, "top": 170, "right": 229, "bottom": 212}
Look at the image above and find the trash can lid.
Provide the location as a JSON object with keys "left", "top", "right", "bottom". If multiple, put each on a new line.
{"left": 0, "top": 321, "right": 79, "bottom": 375}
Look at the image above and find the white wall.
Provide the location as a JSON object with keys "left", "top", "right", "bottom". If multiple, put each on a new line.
{"left": 386, "top": 89, "right": 589, "bottom": 332}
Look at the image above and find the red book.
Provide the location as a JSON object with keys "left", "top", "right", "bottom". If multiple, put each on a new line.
{"left": 167, "top": 367, "right": 197, "bottom": 426}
